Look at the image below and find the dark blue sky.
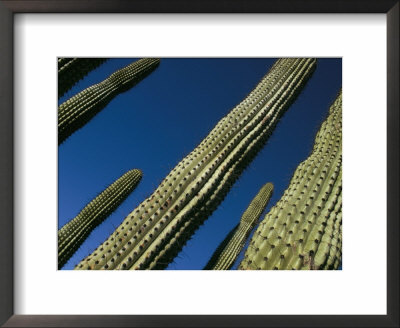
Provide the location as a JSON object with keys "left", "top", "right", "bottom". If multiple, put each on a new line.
{"left": 58, "top": 58, "right": 342, "bottom": 270}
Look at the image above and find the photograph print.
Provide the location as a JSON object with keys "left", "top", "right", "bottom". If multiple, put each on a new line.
{"left": 58, "top": 57, "right": 342, "bottom": 270}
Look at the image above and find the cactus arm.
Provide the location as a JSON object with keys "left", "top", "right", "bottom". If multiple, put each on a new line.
{"left": 121, "top": 59, "right": 316, "bottom": 270}
{"left": 204, "top": 182, "right": 273, "bottom": 270}
{"left": 120, "top": 59, "right": 316, "bottom": 270}
{"left": 58, "top": 58, "right": 74, "bottom": 70}
{"left": 203, "top": 224, "right": 239, "bottom": 269}
{"left": 130, "top": 59, "right": 315, "bottom": 270}
{"left": 58, "top": 58, "right": 160, "bottom": 144}
{"left": 58, "top": 169, "right": 142, "bottom": 269}
{"left": 239, "top": 91, "right": 342, "bottom": 270}
{"left": 58, "top": 58, "right": 108, "bottom": 98}
{"left": 75, "top": 58, "right": 317, "bottom": 270}
{"left": 143, "top": 64, "right": 315, "bottom": 270}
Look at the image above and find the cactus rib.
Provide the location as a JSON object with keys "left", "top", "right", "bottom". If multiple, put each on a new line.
{"left": 58, "top": 169, "right": 142, "bottom": 269}
{"left": 239, "top": 91, "right": 342, "bottom": 270}
{"left": 204, "top": 182, "right": 273, "bottom": 270}
{"left": 58, "top": 58, "right": 108, "bottom": 98}
{"left": 75, "top": 58, "right": 317, "bottom": 270}
{"left": 58, "top": 58, "right": 160, "bottom": 145}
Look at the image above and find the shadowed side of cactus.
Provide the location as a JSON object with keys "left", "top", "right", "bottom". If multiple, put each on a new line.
{"left": 58, "top": 58, "right": 160, "bottom": 145}
{"left": 239, "top": 91, "right": 342, "bottom": 270}
{"left": 58, "top": 169, "right": 142, "bottom": 269}
{"left": 204, "top": 182, "right": 273, "bottom": 270}
{"left": 58, "top": 58, "right": 108, "bottom": 98}
{"left": 75, "top": 58, "right": 317, "bottom": 270}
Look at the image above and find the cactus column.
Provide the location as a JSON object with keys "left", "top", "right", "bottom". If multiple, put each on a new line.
{"left": 76, "top": 58, "right": 317, "bottom": 270}
{"left": 58, "top": 58, "right": 160, "bottom": 144}
{"left": 239, "top": 91, "right": 342, "bottom": 270}
{"left": 58, "top": 169, "right": 142, "bottom": 269}
{"left": 58, "top": 58, "right": 108, "bottom": 98}
{"left": 204, "top": 182, "right": 274, "bottom": 270}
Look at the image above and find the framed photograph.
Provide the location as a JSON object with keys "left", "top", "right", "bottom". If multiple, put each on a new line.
{"left": 0, "top": 1, "right": 398, "bottom": 327}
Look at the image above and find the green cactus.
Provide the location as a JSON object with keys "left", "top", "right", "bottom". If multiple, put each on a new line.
{"left": 58, "top": 58, "right": 160, "bottom": 145}
{"left": 75, "top": 58, "right": 317, "bottom": 270}
{"left": 58, "top": 58, "right": 108, "bottom": 98}
{"left": 204, "top": 182, "right": 273, "bottom": 270}
{"left": 58, "top": 169, "right": 142, "bottom": 269}
{"left": 239, "top": 91, "right": 342, "bottom": 270}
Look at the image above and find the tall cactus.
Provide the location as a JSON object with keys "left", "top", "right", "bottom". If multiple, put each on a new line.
{"left": 58, "top": 169, "right": 142, "bottom": 269}
{"left": 58, "top": 58, "right": 160, "bottom": 145}
{"left": 204, "top": 182, "right": 273, "bottom": 270}
{"left": 58, "top": 58, "right": 108, "bottom": 98}
{"left": 75, "top": 58, "right": 317, "bottom": 270}
{"left": 239, "top": 91, "right": 342, "bottom": 270}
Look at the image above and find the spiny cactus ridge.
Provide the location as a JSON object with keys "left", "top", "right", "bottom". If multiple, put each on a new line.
{"left": 239, "top": 91, "right": 342, "bottom": 270}
{"left": 58, "top": 169, "right": 142, "bottom": 269}
{"left": 75, "top": 58, "right": 317, "bottom": 270}
{"left": 58, "top": 58, "right": 108, "bottom": 98}
{"left": 204, "top": 182, "right": 274, "bottom": 270}
{"left": 58, "top": 58, "right": 160, "bottom": 145}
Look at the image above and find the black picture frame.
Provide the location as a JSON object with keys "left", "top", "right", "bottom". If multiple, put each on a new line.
{"left": 0, "top": 1, "right": 398, "bottom": 327}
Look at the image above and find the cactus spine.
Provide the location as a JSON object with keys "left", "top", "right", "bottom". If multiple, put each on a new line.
{"left": 58, "top": 58, "right": 108, "bottom": 98}
{"left": 75, "top": 58, "right": 317, "bottom": 270}
{"left": 58, "top": 58, "right": 160, "bottom": 144}
{"left": 204, "top": 182, "right": 274, "bottom": 270}
{"left": 58, "top": 169, "right": 142, "bottom": 269}
{"left": 239, "top": 91, "right": 342, "bottom": 270}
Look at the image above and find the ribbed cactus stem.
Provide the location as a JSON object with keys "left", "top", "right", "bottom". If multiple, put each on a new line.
{"left": 239, "top": 91, "right": 342, "bottom": 270}
{"left": 204, "top": 182, "right": 273, "bottom": 270}
{"left": 58, "top": 58, "right": 160, "bottom": 144}
{"left": 58, "top": 169, "right": 142, "bottom": 269}
{"left": 75, "top": 58, "right": 317, "bottom": 270}
{"left": 58, "top": 58, "right": 108, "bottom": 98}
